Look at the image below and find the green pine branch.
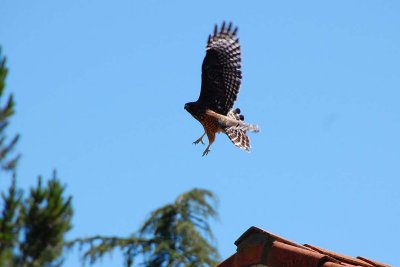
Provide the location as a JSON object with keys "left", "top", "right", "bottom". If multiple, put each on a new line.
{"left": 19, "top": 172, "right": 73, "bottom": 267}
{"left": 0, "top": 174, "right": 23, "bottom": 266}
{"left": 69, "top": 188, "right": 220, "bottom": 267}
{"left": 0, "top": 47, "right": 20, "bottom": 172}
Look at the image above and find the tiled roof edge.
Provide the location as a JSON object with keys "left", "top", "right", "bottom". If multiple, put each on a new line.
{"left": 357, "top": 256, "right": 393, "bottom": 267}
{"left": 304, "top": 244, "right": 375, "bottom": 267}
{"left": 234, "top": 226, "right": 309, "bottom": 251}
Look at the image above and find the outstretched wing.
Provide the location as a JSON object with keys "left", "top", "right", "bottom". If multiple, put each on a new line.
{"left": 198, "top": 22, "right": 242, "bottom": 115}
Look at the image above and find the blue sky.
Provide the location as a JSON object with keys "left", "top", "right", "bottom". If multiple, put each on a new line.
{"left": 1, "top": 1, "right": 400, "bottom": 266}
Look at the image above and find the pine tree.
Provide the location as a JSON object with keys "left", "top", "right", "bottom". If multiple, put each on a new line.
{"left": 71, "top": 188, "right": 220, "bottom": 267}
{"left": 18, "top": 172, "right": 73, "bottom": 267}
{"left": 0, "top": 48, "right": 73, "bottom": 267}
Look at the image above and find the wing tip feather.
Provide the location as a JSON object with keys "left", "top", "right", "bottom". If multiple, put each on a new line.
{"left": 211, "top": 21, "right": 239, "bottom": 37}
{"left": 221, "top": 21, "right": 226, "bottom": 33}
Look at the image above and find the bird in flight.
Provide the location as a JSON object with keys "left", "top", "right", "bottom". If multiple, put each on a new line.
{"left": 185, "top": 22, "right": 259, "bottom": 156}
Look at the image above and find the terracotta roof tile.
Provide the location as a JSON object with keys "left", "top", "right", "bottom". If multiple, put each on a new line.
{"left": 216, "top": 226, "right": 392, "bottom": 267}
{"left": 356, "top": 256, "right": 393, "bottom": 267}
{"left": 304, "top": 244, "right": 375, "bottom": 267}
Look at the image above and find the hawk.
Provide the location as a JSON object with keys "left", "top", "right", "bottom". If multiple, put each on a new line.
{"left": 185, "top": 22, "right": 259, "bottom": 156}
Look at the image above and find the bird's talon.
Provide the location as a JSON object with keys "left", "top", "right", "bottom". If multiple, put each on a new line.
{"left": 202, "top": 149, "right": 211, "bottom": 157}
{"left": 193, "top": 137, "right": 205, "bottom": 145}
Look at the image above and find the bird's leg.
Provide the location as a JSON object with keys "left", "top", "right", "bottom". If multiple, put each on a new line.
{"left": 202, "top": 131, "right": 215, "bottom": 156}
{"left": 193, "top": 132, "right": 206, "bottom": 145}
{"left": 202, "top": 144, "right": 211, "bottom": 157}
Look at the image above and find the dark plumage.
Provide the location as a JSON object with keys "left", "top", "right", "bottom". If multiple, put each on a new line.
{"left": 199, "top": 22, "right": 242, "bottom": 115}
{"left": 185, "top": 22, "right": 259, "bottom": 156}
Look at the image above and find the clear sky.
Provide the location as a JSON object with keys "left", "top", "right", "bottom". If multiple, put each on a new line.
{"left": 1, "top": 1, "right": 399, "bottom": 266}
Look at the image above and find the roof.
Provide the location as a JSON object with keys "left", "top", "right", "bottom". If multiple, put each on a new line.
{"left": 216, "top": 226, "right": 392, "bottom": 267}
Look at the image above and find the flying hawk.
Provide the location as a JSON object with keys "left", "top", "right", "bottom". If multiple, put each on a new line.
{"left": 184, "top": 22, "right": 259, "bottom": 156}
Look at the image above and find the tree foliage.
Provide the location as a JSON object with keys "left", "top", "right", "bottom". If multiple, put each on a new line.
{"left": 18, "top": 173, "right": 73, "bottom": 267}
{"left": 71, "top": 189, "right": 220, "bottom": 267}
{"left": 0, "top": 48, "right": 73, "bottom": 267}
{"left": 0, "top": 173, "right": 73, "bottom": 267}
{"left": 0, "top": 47, "right": 20, "bottom": 172}
{"left": 0, "top": 174, "right": 22, "bottom": 264}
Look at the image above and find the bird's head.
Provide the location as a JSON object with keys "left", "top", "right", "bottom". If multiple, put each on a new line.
{"left": 184, "top": 102, "right": 194, "bottom": 113}
{"left": 184, "top": 102, "right": 201, "bottom": 118}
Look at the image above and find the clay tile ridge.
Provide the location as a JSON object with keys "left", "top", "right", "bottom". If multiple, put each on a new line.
{"left": 215, "top": 226, "right": 393, "bottom": 267}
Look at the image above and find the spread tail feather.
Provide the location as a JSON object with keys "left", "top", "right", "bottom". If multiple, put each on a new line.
{"left": 224, "top": 108, "right": 259, "bottom": 152}
{"left": 225, "top": 127, "right": 251, "bottom": 152}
